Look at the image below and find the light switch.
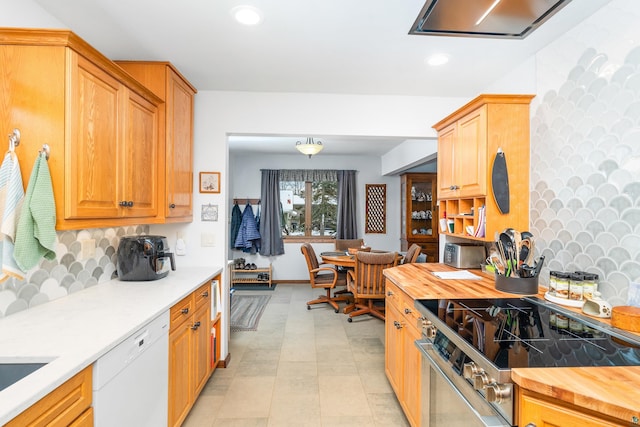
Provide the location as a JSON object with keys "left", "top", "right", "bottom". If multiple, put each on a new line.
{"left": 79, "top": 239, "right": 96, "bottom": 260}
{"left": 201, "top": 233, "right": 216, "bottom": 247}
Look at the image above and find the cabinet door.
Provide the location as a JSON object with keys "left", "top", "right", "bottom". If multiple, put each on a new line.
{"left": 168, "top": 323, "right": 192, "bottom": 427}
{"left": 457, "top": 106, "right": 487, "bottom": 197}
{"left": 165, "top": 70, "right": 194, "bottom": 219}
{"left": 192, "top": 302, "right": 211, "bottom": 396}
{"left": 66, "top": 52, "right": 123, "bottom": 219}
{"left": 403, "top": 324, "right": 421, "bottom": 427}
{"left": 437, "top": 123, "right": 457, "bottom": 199}
{"left": 385, "top": 301, "right": 403, "bottom": 396}
{"left": 519, "top": 391, "right": 624, "bottom": 427}
{"left": 123, "top": 89, "right": 158, "bottom": 217}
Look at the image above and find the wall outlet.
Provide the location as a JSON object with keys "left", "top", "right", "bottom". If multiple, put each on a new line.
{"left": 79, "top": 239, "right": 96, "bottom": 260}
{"left": 201, "top": 233, "right": 216, "bottom": 247}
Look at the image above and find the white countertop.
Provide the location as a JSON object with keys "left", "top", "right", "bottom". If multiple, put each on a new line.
{"left": 0, "top": 266, "right": 223, "bottom": 424}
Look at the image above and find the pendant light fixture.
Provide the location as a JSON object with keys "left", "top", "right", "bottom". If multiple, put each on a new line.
{"left": 296, "top": 137, "right": 323, "bottom": 158}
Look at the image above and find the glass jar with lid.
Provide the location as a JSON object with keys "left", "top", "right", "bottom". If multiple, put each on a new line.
{"left": 555, "top": 272, "right": 570, "bottom": 299}
{"left": 582, "top": 273, "right": 599, "bottom": 300}
{"left": 548, "top": 271, "right": 558, "bottom": 296}
{"left": 569, "top": 273, "right": 584, "bottom": 301}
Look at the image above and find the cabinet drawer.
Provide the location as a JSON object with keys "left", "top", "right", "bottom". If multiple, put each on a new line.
{"left": 170, "top": 294, "right": 194, "bottom": 330}
{"left": 385, "top": 281, "right": 402, "bottom": 310}
{"left": 6, "top": 366, "right": 92, "bottom": 427}
{"left": 194, "top": 282, "right": 211, "bottom": 310}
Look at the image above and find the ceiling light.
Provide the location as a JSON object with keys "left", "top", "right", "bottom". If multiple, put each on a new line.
{"left": 296, "top": 137, "right": 323, "bottom": 158}
{"left": 231, "top": 5, "right": 262, "bottom": 26}
{"left": 475, "top": 0, "right": 501, "bottom": 26}
{"left": 426, "top": 54, "right": 449, "bottom": 66}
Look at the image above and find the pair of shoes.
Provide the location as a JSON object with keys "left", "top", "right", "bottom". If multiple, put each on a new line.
{"left": 244, "top": 263, "right": 257, "bottom": 270}
{"left": 257, "top": 273, "right": 269, "bottom": 281}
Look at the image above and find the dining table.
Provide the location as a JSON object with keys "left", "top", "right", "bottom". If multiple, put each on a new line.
{"left": 320, "top": 251, "right": 403, "bottom": 268}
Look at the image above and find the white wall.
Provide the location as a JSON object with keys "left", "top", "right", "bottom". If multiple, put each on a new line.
{"left": 151, "top": 92, "right": 468, "bottom": 275}
{"left": 227, "top": 152, "right": 400, "bottom": 280}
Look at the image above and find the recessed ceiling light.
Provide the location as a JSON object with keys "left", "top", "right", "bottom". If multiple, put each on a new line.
{"left": 426, "top": 54, "right": 449, "bottom": 66}
{"left": 231, "top": 5, "right": 262, "bottom": 26}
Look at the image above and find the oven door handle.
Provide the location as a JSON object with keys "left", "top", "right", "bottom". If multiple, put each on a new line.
{"left": 415, "top": 340, "right": 511, "bottom": 427}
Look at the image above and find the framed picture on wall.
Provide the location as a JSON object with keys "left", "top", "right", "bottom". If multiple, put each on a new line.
{"left": 200, "top": 172, "right": 220, "bottom": 193}
{"left": 201, "top": 204, "right": 219, "bottom": 221}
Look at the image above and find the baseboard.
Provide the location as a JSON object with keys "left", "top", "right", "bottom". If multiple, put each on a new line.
{"left": 272, "top": 280, "right": 308, "bottom": 284}
{"left": 217, "top": 352, "right": 231, "bottom": 368}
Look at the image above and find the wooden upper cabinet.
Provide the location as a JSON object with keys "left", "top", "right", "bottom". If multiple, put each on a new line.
{"left": 433, "top": 94, "right": 534, "bottom": 241}
{"left": 116, "top": 61, "right": 196, "bottom": 223}
{"left": 456, "top": 105, "right": 487, "bottom": 197}
{"left": 0, "top": 29, "right": 162, "bottom": 230}
{"left": 123, "top": 88, "right": 159, "bottom": 218}
{"left": 436, "top": 123, "right": 456, "bottom": 199}
{"left": 67, "top": 53, "right": 123, "bottom": 219}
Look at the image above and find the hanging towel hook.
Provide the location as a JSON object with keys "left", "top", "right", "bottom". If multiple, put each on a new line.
{"left": 8, "top": 128, "right": 20, "bottom": 150}
{"left": 40, "top": 144, "right": 50, "bottom": 160}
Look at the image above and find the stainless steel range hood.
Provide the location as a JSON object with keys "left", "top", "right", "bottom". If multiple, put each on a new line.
{"left": 409, "top": 0, "right": 573, "bottom": 39}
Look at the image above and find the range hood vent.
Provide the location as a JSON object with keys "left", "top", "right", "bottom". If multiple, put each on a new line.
{"left": 409, "top": 0, "right": 572, "bottom": 39}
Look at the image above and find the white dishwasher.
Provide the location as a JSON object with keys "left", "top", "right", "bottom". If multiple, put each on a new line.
{"left": 93, "top": 310, "right": 170, "bottom": 427}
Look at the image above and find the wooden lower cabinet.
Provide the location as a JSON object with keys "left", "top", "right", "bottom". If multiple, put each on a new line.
{"left": 518, "top": 389, "right": 626, "bottom": 427}
{"left": 168, "top": 282, "right": 212, "bottom": 427}
{"left": 385, "top": 281, "right": 421, "bottom": 427}
{"left": 5, "top": 366, "right": 93, "bottom": 427}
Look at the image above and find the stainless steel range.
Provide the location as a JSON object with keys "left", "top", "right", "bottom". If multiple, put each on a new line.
{"left": 414, "top": 296, "right": 640, "bottom": 426}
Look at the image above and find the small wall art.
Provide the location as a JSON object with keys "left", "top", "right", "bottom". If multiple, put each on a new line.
{"left": 201, "top": 204, "right": 219, "bottom": 222}
{"left": 200, "top": 172, "right": 220, "bottom": 193}
{"left": 365, "top": 183, "right": 386, "bottom": 234}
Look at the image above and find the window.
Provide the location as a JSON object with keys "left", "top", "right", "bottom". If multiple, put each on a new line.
{"left": 280, "top": 179, "right": 337, "bottom": 237}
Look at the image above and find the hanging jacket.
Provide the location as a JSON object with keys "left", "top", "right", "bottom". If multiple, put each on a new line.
{"left": 230, "top": 203, "right": 242, "bottom": 249}
{"left": 234, "top": 203, "right": 261, "bottom": 253}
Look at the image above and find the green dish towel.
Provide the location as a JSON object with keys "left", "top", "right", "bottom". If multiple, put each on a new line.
{"left": 14, "top": 152, "right": 56, "bottom": 271}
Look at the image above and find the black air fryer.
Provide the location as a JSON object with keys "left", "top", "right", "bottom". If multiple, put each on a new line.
{"left": 117, "top": 235, "right": 176, "bottom": 281}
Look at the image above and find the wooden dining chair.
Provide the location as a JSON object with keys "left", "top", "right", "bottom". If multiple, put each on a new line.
{"left": 403, "top": 243, "right": 422, "bottom": 264}
{"left": 334, "top": 238, "right": 364, "bottom": 252}
{"left": 344, "top": 251, "right": 398, "bottom": 322}
{"left": 300, "top": 243, "right": 351, "bottom": 312}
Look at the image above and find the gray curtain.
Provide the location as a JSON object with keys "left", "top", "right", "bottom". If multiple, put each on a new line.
{"left": 259, "top": 170, "right": 285, "bottom": 256}
{"left": 336, "top": 170, "right": 358, "bottom": 239}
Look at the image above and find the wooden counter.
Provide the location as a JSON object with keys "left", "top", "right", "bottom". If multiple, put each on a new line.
{"left": 384, "top": 263, "right": 640, "bottom": 426}
{"left": 383, "top": 262, "right": 530, "bottom": 300}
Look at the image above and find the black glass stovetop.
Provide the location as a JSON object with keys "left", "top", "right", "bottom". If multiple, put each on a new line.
{"left": 417, "top": 297, "right": 640, "bottom": 369}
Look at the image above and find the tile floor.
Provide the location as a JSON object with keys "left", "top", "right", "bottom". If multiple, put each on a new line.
{"left": 183, "top": 284, "right": 410, "bottom": 427}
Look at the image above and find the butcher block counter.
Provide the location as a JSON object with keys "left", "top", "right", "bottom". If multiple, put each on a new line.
{"left": 383, "top": 262, "right": 521, "bottom": 300}
{"left": 383, "top": 262, "right": 640, "bottom": 426}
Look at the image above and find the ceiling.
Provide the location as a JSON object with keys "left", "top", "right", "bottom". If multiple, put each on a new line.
{"left": 32, "top": 0, "right": 610, "bottom": 157}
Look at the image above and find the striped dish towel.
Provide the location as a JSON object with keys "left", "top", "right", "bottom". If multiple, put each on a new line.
{"left": 14, "top": 151, "right": 57, "bottom": 272}
{"left": 0, "top": 150, "right": 25, "bottom": 281}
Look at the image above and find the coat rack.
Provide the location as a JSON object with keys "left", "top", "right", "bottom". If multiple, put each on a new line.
{"left": 233, "top": 198, "right": 260, "bottom": 205}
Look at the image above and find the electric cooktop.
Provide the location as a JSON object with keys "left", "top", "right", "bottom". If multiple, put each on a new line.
{"left": 417, "top": 296, "right": 640, "bottom": 369}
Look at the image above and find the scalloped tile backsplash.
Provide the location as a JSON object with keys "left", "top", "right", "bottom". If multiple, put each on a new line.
{"left": 530, "top": 8, "right": 640, "bottom": 306}
{"left": 0, "top": 225, "right": 149, "bottom": 318}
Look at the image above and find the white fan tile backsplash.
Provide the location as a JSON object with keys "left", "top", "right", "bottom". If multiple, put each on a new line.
{"left": 0, "top": 225, "right": 149, "bottom": 317}
{"left": 531, "top": 1, "right": 640, "bottom": 305}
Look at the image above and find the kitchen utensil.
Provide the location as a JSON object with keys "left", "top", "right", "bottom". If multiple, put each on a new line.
{"left": 499, "top": 232, "right": 517, "bottom": 277}
{"left": 532, "top": 255, "right": 545, "bottom": 277}
{"left": 582, "top": 294, "right": 612, "bottom": 318}
{"left": 491, "top": 148, "right": 510, "bottom": 214}
{"left": 521, "top": 231, "right": 533, "bottom": 240}
{"left": 519, "top": 237, "right": 531, "bottom": 266}
{"left": 513, "top": 230, "right": 522, "bottom": 266}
